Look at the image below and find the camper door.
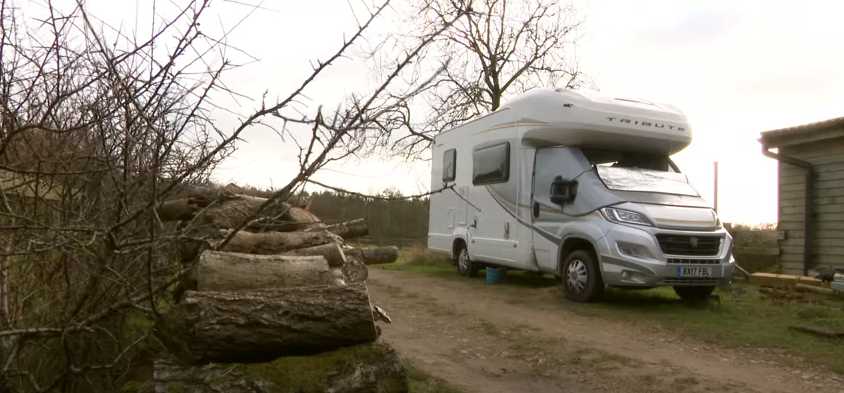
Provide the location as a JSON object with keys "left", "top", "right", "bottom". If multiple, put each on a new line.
{"left": 468, "top": 139, "right": 519, "bottom": 264}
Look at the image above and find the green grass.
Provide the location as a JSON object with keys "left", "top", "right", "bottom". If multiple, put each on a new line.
{"left": 581, "top": 285, "right": 844, "bottom": 372}
{"left": 406, "top": 364, "right": 466, "bottom": 393}
{"left": 375, "top": 247, "right": 844, "bottom": 373}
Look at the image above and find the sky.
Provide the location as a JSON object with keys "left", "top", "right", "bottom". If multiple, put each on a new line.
{"left": 21, "top": 0, "right": 844, "bottom": 225}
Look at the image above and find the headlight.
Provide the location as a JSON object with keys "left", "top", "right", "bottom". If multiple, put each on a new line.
{"left": 600, "top": 207, "right": 654, "bottom": 227}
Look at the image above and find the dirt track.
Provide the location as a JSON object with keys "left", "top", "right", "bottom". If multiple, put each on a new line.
{"left": 367, "top": 269, "right": 843, "bottom": 393}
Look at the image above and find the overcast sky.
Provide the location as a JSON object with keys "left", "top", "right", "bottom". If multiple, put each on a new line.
{"left": 32, "top": 0, "right": 844, "bottom": 225}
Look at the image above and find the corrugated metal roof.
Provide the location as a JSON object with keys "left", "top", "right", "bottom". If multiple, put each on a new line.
{"left": 759, "top": 116, "right": 844, "bottom": 146}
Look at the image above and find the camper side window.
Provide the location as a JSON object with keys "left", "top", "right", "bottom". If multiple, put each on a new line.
{"left": 472, "top": 142, "right": 510, "bottom": 185}
{"left": 442, "top": 149, "right": 457, "bottom": 182}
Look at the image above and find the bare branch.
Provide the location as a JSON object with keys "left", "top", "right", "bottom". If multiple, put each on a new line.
{"left": 357, "top": 0, "right": 595, "bottom": 161}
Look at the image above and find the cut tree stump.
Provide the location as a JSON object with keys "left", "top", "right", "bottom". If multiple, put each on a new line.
{"left": 342, "top": 256, "right": 368, "bottom": 283}
{"left": 153, "top": 341, "right": 408, "bottom": 393}
{"left": 194, "top": 250, "right": 343, "bottom": 292}
{"left": 156, "top": 282, "right": 379, "bottom": 364}
{"left": 344, "top": 246, "right": 399, "bottom": 265}
{"left": 281, "top": 242, "right": 347, "bottom": 267}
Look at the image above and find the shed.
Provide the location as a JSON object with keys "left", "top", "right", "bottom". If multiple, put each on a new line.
{"left": 758, "top": 116, "right": 844, "bottom": 275}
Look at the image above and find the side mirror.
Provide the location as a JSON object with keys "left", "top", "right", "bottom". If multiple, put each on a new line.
{"left": 550, "top": 175, "right": 577, "bottom": 205}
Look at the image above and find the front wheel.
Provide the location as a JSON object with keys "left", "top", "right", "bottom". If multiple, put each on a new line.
{"left": 456, "top": 246, "right": 479, "bottom": 277}
{"left": 673, "top": 285, "right": 716, "bottom": 302}
{"left": 561, "top": 250, "right": 604, "bottom": 303}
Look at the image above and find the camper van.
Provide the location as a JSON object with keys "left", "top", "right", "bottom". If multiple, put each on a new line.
{"left": 427, "top": 88, "right": 735, "bottom": 303}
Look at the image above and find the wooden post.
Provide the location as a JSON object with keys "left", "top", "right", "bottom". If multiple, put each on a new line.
{"left": 713, "top": 161, "right": 719, "bottom": 213}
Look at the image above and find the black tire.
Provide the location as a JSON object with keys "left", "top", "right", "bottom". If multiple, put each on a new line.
{"left": 455, "top": 244, "right": 480, "bottom": 277}
{"left": 673, "top": 285, "right": 716, "bottom": 302}
{"left": 561, "top": 250, "right": 604, "bottom": 303}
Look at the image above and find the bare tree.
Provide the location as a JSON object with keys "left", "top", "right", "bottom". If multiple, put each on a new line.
{"left": 366, "top": 0, "right": 594, "bottom": 159}
{"left": 0, "top": 0, "right": 459, "bottom": 391}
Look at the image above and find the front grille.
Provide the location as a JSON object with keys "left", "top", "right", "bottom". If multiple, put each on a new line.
{"left": 660, "top": 277, "right": 719, "bottom": 285}
{"left": 655, "top": 234, "right": 721, "bottom": 256}
{"left": 667, "top": 258, "right": 721, "bottom": 265}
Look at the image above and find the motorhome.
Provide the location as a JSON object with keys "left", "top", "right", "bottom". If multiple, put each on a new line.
{"left": 427, "top": 88, "right": 735, "bottom": 303}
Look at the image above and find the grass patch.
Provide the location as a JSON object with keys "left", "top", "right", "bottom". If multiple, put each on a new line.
{"left": 406, "top": 364, "right": 466, "bottom": 393}
{"left": 375, "top": 247, "right": 559, "bottom": 290}
{"left": 566, "top": 285, "right": 844, "bottom": 373}
{"left": 671, "top": 376, "right": 700, "bottom": 387}
{"left": 403, "top": 244, "right": 452, "bottom": 265}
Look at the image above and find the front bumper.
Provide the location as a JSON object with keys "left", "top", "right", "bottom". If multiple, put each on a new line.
{"left": 596, "top": 223, "right": 735, "bottom": 288}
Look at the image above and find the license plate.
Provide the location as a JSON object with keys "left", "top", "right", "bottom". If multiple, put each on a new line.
{"left": 676, "top": 266, "right": 711, "bottom": 277}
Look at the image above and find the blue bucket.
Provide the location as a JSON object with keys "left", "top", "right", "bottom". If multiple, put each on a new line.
{"left": 486, "top": 267, "right": 502, "bottom": 284}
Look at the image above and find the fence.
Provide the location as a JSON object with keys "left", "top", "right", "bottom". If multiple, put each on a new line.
{"left": 728, "top": 225, "right": 780, "bottom": 274}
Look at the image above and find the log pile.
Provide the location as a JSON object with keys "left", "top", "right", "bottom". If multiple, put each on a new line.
{"left": 145, "top": 189, "right": 404, "bottom": 393}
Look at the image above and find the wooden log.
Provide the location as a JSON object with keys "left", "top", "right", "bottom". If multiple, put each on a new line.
{"left": 344, "top": 246, "right": 399, "bottom": 265}
{"left": 195, "top": 250, "right": 343, "bottom": 292}
{"left": 794, "top": 283, "right": 836, "bottom": 295}
{"left": 178, "top": 229, "right": 344, "bottom": 264}
{"left": 342, "top": 256, "right": 368, "bottom": 283}
{"left": 155, "top": 282, "right": 379, "bottom": 364}
{"left": 202, "top": 194, "right": 324, "bottom": 230}
{"left": 212, "top": 229, "right": 342, "bottom": 254}
{"left": 174, "top": 263, "right": 348, "bottom": 303}
{"left": 152, "top": 341, "right": 408, "bottom": 393}
{"left": 281, "top": 242, "right": 347, "bottom": 267}
{"left": 156, "top": 198, "right": 200, "bottom": 222}
{"left": 308, "top": 218, "right": 368, "bottom": 239}
{"left": 157, "top": 193, "right": 327, "bottom": 232}
{"left": 178, "top": 225, "right": 220, "bottom": 264}
{"left": 788, "top": 325, "right": 844, "bottom": 338}
{"left": 758, "top": 287, "right": 786, "bottom": 296}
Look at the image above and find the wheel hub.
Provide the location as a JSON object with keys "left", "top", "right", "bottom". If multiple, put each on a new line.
{"left": 566, "top": 260, "right": 588, "bottom": 294}
{"left": 458, "top": 251, "right": 469, "bottom": 272}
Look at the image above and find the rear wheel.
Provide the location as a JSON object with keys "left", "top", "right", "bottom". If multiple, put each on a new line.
{"left": 673, "top": 285, "right": 716, "bottom": 302}
{"left": 561, "top": 250, "right": 604, "bottom": 303}
{"left": 455, "top": 245, "right": 479, "bottom": 277}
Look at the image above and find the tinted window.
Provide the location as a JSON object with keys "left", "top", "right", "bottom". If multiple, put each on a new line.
{"left": 442, "top": 148, "right": 456, "bottom": 182}
{"left": 473, "top": 142, "right": 510, "bottom": 185}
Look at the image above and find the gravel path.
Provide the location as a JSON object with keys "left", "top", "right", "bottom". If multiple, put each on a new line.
{"left": 367, "top": 269, "right": 843, "bottom": 393}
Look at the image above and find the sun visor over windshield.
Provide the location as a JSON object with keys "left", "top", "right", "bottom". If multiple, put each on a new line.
{"left": 595, "top": 166, "right": 699, "bottom": 197}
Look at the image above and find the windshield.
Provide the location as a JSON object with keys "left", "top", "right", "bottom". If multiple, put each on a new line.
{"left": 580, "top": 149, "right": 699, "bottom": 196}
{"left": 580, "top": 148, "right": 677, "bottom": 172}
{"left": 595, "top": 166, "right": 699, "bottom": 196}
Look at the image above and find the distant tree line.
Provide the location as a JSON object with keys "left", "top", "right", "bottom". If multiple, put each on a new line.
{"left": 306, "top": 188, "right": 430, "bottom": 240}
{"left": 221, "top": 183, "right": 431, "bottom": 240}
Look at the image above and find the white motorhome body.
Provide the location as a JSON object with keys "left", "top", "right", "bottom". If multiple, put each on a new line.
{"left": 427, "top": 88, "right": 735, "bottom": 302}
